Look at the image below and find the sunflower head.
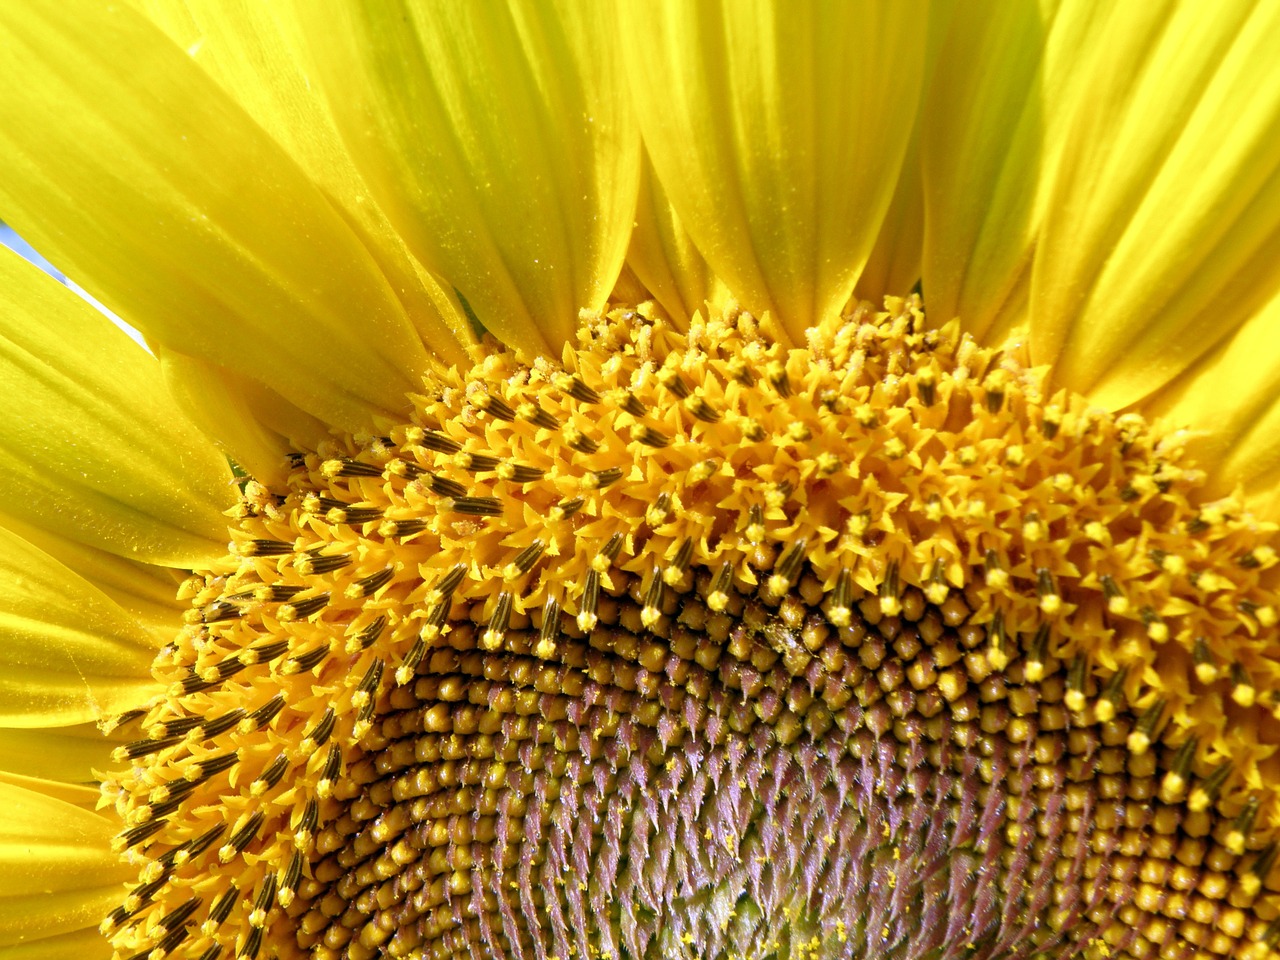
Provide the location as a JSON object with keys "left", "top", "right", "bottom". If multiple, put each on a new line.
{"left": 4, "top": 4, "right": 1280, "bottom": 960}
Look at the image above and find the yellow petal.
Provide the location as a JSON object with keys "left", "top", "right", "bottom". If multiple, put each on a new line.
{"left": 0, "top": 0, "right": 436, "bottom": 433}
{"left": 622, "top": 0, "right": 927, "bottom": 342}
{"left": 295, "top": 0, "right": 640, "bottom": 358}
{"left": 920, "top": 0, "right": 1096, "bottom": 342}
{"left": 0, "top": 513, "right": 182, "bottom": 641}
{"left": 0, "top": 525, "right": 161, "bottom": 727}
{"left": 0, "top": 250, "right": 235, "bottom": 568}
{"left": 0, "top": 724, "right": 118, "bottom": 790}
{"left": 856, "top": 129, "right": 924, "bottom": 306}
{"left": 0, "top": 782, "right": 129, "bottom": 952}
{"left": 625, "top": 158, "right": 715, "bottom": 327}
{"left": 1030, "top": 1, "right": 1280, "bottom": 408}
{"left": 135, "top": 0, "right": 478, "bottom": 369}
{"left": 0, "top": 773, "right": 101, "bottom": 813}
{"left": 1147, "top": 291, "right": 1280, "bottom": 517}
{"left": 158, "top": 349, "right": 330, "bottom": 488}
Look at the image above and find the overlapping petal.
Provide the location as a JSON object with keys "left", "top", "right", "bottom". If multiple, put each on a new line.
{"left": 0, "top": 782, "right": 129, "bottom": 959}
{"left": 0, "top": 249, "right": 235, "bottom": 567}
{"left": 294, "top": 0, "right": 640, "bottom": 358}
{"left": 1029, "top": 0, "right": 1280, "bottom": 409}
{"left": 0, "top": 0, "right": 442, "bottom": 434}
{"left": 621, "top": 0, "right": 927, "bottom": 343}
{"left": 0, "top": 525, "right": 162, "bottom": 727}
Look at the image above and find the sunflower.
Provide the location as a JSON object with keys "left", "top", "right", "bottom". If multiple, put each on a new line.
{"left": 2, "top": 1, "right": 1280, "bottom": 959}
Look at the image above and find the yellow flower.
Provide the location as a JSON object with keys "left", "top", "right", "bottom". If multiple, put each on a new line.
{"left": 2, "top": 2, "right": 1280, "bottom": 959}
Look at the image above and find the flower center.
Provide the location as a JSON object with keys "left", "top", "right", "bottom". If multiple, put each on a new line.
{"left": 103, "top": 297, "right": 1280, "bottom": 960}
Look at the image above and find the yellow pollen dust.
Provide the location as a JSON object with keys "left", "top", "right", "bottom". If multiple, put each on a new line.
{"left": 101, "top": 296, "right": 1280, "bottom": 960}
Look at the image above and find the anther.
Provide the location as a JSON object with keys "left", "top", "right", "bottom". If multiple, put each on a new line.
{"left": 243, "top": 695, "right": 285, "bottom": 732}
{"left": 1192, "top": 637, "right": 1220, "bottom": 684}
{"left": 505, "top": 540, "right": 547, "bottom": 579}
{"left": 1064, "top": 656, "right": 1088, "bottom": 714}
{"left": 239, "top": 928, "right": 263, "bottom": 960}
{"left": 596, "top": 533, "right": 625, "bottom": 570}
{"left": 295, "top": 553, "right": 352, "bottom": 575}
{"left": 585, "top": 467, "right": 624, "bottom": 490}
{"left": 353, "top": 658, "right": 383, "bottom": 709}
{"left": 707, "top": 562, "right": 735, "bottom": 614}
{"left": 186, "top": 752, "right": 238, "bottom": 783}
{"left": 283, "top": 644, "right": 329, "bottom": 674}
{"left": 1226, "top": 797, "right": 1260, "bottom": 855}
{"left": 199, "top": 707, "right": 247, "bottom": 739}
{"left": 578, "top": 570, "right": 600, "bottom": 632}
{"left": 235, "top": 539, "right": 293, "bottom": 557}
{"left": 481, "top": 592, "right": 514, "bottom": 651}
{"left": 916, "top": 368, "right": 936, "bottom": 406}
{"left": 766, "top": 359, "right": 792, "bottom": 397}
{"left": 924, "top": 560, "right": 949, "bottom": 606}
{"left": 1244, "top": 843, "right": 1279, "bottom": 897}
{"left": 294, "top": 798, "right": 319, "bottom": 848}
{"left": 456, "top": 451, "right": 500, "bottom": 472}
{"left": 430, "top": 564, "right": 468, "bottom": 603}
{"left": 746, "top": 504, "right": 766, "bottom": 544}
{"left": 550, "top": 497, "right": 585, "bottom": 520}
{"left": 826, "top": 569, "right": 853, "bottom": 627}
{"left": 100, "top": 707, "right": 146, "bottom": 736}
{"left": 1094, "top": 669, "right": 1127, "bottom": 723}
{"left": 249, "top": 873, "right": 277, "bottom": 928}
{"left": 443, "top": 495, "right": 505, "bottom": 516}
{"left": 631, "top": 424, "right": 671, "bottom": 448}
{"left": 1035, "top": 568, "right": 1061, "bottom": 616}
{"left": 279, "top": 593, "right": 330, "bottom": 624}
{"left": 352, "top": 615, "right": 387, "bottom": 652}
{"left": 250, "top": 753, "right": 289, "bottom": 797}
{"left": 1041, "top": 405, "right": 1061, "bottom": 439}
{"left": 200, "top": 602, "right": 242, "bottom": 624}
{"left": 663, "top": 539, "right": 695, "bottom": 586}
{"left": 656, "top": 366, "right": 691, "bottom": 399}
{"left": 557, "top": 374, "right": 600, "bottom": 404}
{"left": 1160, "top": 738, "right": 1198, "bottom": 802}
{"left": 1023, "top": 623, "right": 1051, "bottom": 683}
{"left": 241, "top": 639, "right": 289, "bottom": 664}
{"left": 396, "top": 636, "right": 427, "bottom": 686}
{"left": 387, "top": 458, "right": 425, "bottom": 479}
{"left": 115, "top": 818, "right": 168, "bottom": 852}
{"left": 157, "top": 898, "right": 201, "bottom": 935}
{"left": 768, "top": 540, "right": 807, "bottom": 598}
{"left": 473, "top": 391, "right": 516, "bottom": 422}
{"left": 497, "top": 461, "right": 546, "bottom": 482}
{"left": 380, "top": 518, "right": 427, "bottom": 538}
{"left": 412, "top": 429, "right": 462, "bottom": 454}
{"left": 202, "top": 886, "right": 237, "bottom": 936}
{"left": 535, "top": 598, "right": 561, "bottom": 659}
{"left": 563, "top": 425, "right": 600, "bottom": 454}
{"left": 316, "top": 743, "right": 342, "bottom": 798}
{"left": 619, "top": 392, "right": 647, "bottom": 417}
{"left": 116, "top": 736, "right": 182, "bottom": 762}
{"left": 1231, "top": 662, "right": 1257, "bottom": 707}
{"left": 726, "top": 355, "right": 755, "bottom": 386}
{"left": 426, "top": 473, "right": 468, "bottom": 498}
{"left": 878, "top": 562, "right": 901, "bottom": 617}
{"left": 299, "top": 708, "right": 336, "bottom": 753}
{"left": 1099, "top": 574, "right": 1130, "bottom": 616}
{"left": 321, "top": 458, "right": 383, "bottom": 478}
{"left": 1126, "top": 698, "right": 1166, "bottom": 755}
{"left": 278, "top": 850, "right": 304, "bottom": 909}
{"left": 322, "top": 504, "right": 381, "bottom": 527}
{"left": 983, "top": 550, "right": 1008, "bottom": 591}
{"left": 646, "top": 492, "right": 672, "bottom": 527}
{"left": 986, "top": 610, "right": 1011, "bottom": 671}
{"left": 641, "top": 571, "right": 665, "bottom": 629}
{"left": 684, "top": 393, "right": 722, "bottom": 423}
{"left": 519, "top": 402, "right": 560, "bottom": 430}
{"left": 346, "top": 567, "right": 395, "bottom": 599}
